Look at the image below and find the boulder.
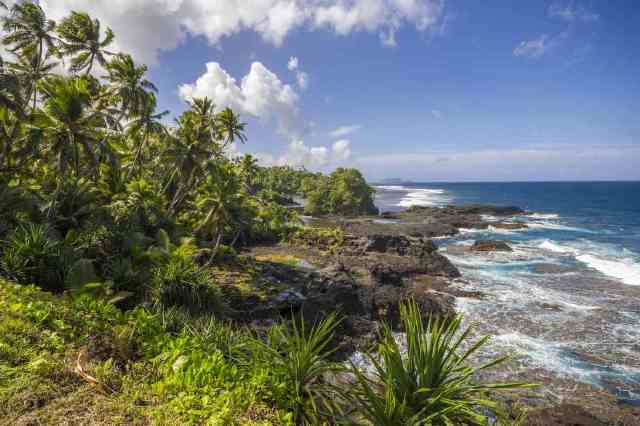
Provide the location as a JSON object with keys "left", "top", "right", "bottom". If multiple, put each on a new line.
{"left": 372, "top": 282, "right": 455, "bottom": 329}
{"left": 368, "top": 252, "right": 461, "bottom": 284}
{"left": 471, "top": 240, "right": 513, "bottom": 252}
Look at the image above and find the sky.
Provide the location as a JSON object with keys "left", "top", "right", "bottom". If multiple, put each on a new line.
{"left": 5, "top": 1, "right": 640, "bottom": 181}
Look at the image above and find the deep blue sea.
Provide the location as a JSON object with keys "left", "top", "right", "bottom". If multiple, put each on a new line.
{"left": 373, "top": 182, "right": 640, "bottom": 405}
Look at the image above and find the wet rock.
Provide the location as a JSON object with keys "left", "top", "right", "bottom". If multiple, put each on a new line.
{"left": 523, "top": 404, "right": 608, "bottom": 426}
{"left": 492, "top": 221, "right": 529, "bottom": 230}
{"left": 471, "top": 240, "right": 513, "bottom": 252}
{"left": 532, "top": 263, "right": 578, "bottom": 274}
{"left": 269, "top": 289, "right": 306, "bottom": 311}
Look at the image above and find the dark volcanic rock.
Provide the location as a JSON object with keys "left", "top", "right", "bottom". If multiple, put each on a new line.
{"left": 372, "top": 281, "right": 455, "bottom": 329}
{"left": 492, "top": 221, "right": 529, "bottom": 230}
{"left": 363, "top": 234, "right": 437, "bottom": 257}
{"left": 368, "top": 253, "right": 461, "bottom": 284}
{"left": 532, "top": 263, "right": 578, "bottom": 274}
{"left": 523, "top": 404, "right": 608, "bottom": 426}
{"left": 471, "top": 240, "right": 513, "bottom": 252}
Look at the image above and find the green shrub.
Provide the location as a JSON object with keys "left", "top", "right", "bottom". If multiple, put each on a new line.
{"left": 289, "top": 226, "right": 345, "bottom": 252}
{"left": 251, "top": 313, "right": 342, "bottom": 424}
{"left": 346, "top": 300, "right": 533, "bottom": 425}
{"left": 303, "top": 168, "right": 378, "bottom": 216}
{"left": 151, "top": 256, "right": 222, "bottom": 315}
{"left": 0, "top": 223, "right": 69, "bottom": 291}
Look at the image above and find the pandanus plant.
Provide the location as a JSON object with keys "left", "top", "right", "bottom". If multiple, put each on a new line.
{"left": 347, "top": 301, "right": 534, "bottom": 425}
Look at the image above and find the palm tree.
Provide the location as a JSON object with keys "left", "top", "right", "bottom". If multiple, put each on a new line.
{"left": 56, "top": 11, "right": 114, "bottom": 75}
{"left": 2, "top": 2, "right": 57, "bottom": 66}
{"left": 195, "top": 162, "right": 243, "bottom": 254}
{"left": 104, "top": 53, "right": 157, "bottom": 119}
{"left": 125, "top": 94, "right": 168, "bottom": 179}
{"left": 0, "top": 56, "right": 26, "bottom": 117}
{"left": 34, "top": 76, "right": 109, "bottom": 179}
{"left": 2, "top": 2, "right": 57, "bottom": 110}
{"left": 215, "top": 107, "right": 247, "bottom": 151}
{"left": 7, "top": 50, "right": 57, "bottom": 111}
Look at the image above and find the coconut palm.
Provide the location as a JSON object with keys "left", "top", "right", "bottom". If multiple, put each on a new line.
{"left": 125, "top": 95, "right": 168, "bottom": 178}
{"left": 34, "top": 76, "right": 109, "bottom": 179}
{"left": 104, "top": 53, "right": 157, "bottom": 119}
{"left": 195, "top": 161, "right": 244, "bottom": 253}
{"left": 0, "top": 56, "right": 26, "bottom": 116}
{"left": 2, "top": 2, "right": 57, "bottom": 110}
{"left": 1, "top": 2, "right": 57, "bottom": 66}
{"left": 7, "top": 50, "right": 57, "bottom": 111}
{"left": 56, "top": 11, "right": 114, "bottom": 75}
{"left": 215, "top": 107, "right": 247, "bottom": 150}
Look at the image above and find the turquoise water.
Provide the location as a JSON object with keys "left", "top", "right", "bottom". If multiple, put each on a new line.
{"left": 374, "top": 182, "right": 640, "bottom": 404}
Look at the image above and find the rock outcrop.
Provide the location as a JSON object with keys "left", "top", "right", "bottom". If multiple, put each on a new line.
{"left": 471, "top": 240, "right": 513, "bottom": 252}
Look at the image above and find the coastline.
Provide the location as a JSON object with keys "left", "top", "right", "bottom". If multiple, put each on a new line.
{"left": 243, "top": 197, "right": 640, "bottom": 424}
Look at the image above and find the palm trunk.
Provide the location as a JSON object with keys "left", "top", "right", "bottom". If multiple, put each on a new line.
{"left": 208, "top": 233, "right": 223, "bottom": 264}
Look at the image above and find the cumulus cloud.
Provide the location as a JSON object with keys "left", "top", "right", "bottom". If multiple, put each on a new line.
{"left": 179, "top": 61, "right": 301, "bottom": 139}
{"left": 256, "top": 139, "right": 353, "bottom": 169}
{"left": 549, "top": 1, "right": 599, "bottom": 22}
{"left": 39, "top": 0, "right": 446, "bottom": 65}
{"left": 329, "top": 124, "right": 361, "bottom": 138}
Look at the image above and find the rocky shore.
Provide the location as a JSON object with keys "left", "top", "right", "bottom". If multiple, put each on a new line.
{"left": 226, "top": 204, "right": 640, "bottom": 425}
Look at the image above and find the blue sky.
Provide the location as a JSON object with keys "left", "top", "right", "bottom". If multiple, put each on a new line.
{"left": 31, "top": 1, "right": 640, "bottom": 180}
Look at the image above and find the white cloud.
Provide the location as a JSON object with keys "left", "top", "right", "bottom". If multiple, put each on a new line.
{"left": 329, "top": 124, "right": 361, "bottom": 138}
{"left": 178, "top": 61, "right": 302, "bottom": 139}
{"left": 255, "top": 139, "right": 352, "bottom": 169}
{"left": 295, "top": 71, "right": 309, "bottom": 90}
{"left": 431, "top": 109, "right": 443, "bottom": 120}
{"left": 39, "top": 0, "right": 446, "bottom": 65}
{"left": 287, "top": 56, "right": 309, "bottom": 90}
{"left": 549, "top": 1, "right": 599, "bottom": 22}
{"left": 513, "top": 34, "right": 552, "bottom": 59}
{"left": 287, "top": 56, "right": 299, "bottom": 71}
{"left": 332, "top": 139, "right": 352, "bottom": 161}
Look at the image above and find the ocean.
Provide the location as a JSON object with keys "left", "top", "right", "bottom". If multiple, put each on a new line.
{"left": 374, "top": 182, "right": 640, "bottom": 405}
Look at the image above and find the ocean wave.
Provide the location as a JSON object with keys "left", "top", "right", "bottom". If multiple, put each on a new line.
{"left": 526, "top": 221, "right": 593, "bottom": 233}
{"left": 536, "top": 240, "right": 640, "bottom": 286}
{"left": 458, "top": 225, "right": 520, "bottom": 235}
{"left": 374, "top": 185, "right": 406, "bottom": 191}
{"left": 527, "top": 213, "right": 560, "bottom": 220}
{"left": 576, "top": 254, "right": 640, "bottom": 286}
{"left": 397, "top": 189, "right": 451, "bottom": 208}
{"left": 375, "top": 185, "right": 452, "bottom": 208}
{"left": 538, "top": 239, "right": 576, "bottom": 254}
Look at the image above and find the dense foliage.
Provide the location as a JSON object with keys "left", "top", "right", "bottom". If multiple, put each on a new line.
{"left": 0, "top": 2, "right": 529, "bottom": 424}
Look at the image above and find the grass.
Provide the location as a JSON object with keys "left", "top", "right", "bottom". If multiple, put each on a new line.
{"left": 0, "top": 278, "right": 534, "bottom": 425}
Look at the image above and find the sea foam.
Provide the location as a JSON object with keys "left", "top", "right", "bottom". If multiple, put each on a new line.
{"left": 576, "top": 254, "right": 640, "bottom": 286}
{"left": 537, "top": 240, "right": 640, "bottom": 286}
